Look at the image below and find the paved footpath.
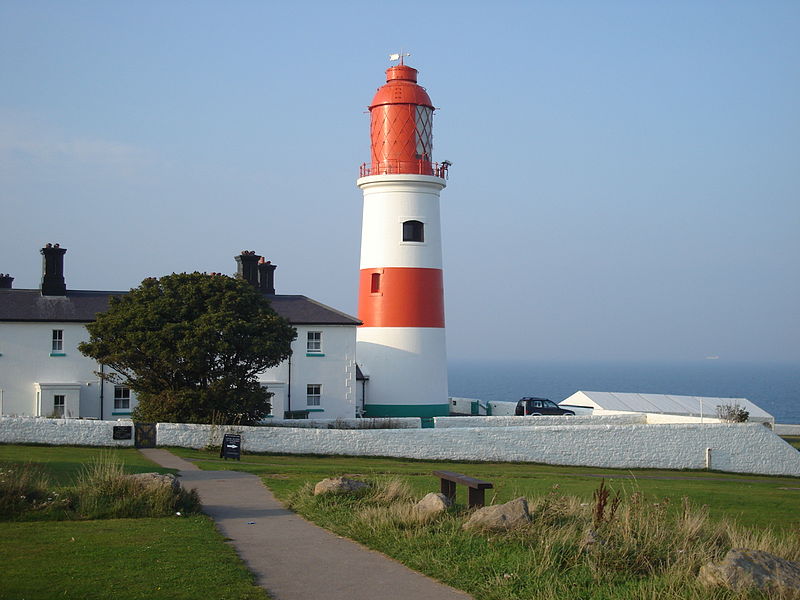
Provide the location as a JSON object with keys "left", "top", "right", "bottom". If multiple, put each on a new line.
{"left": 139, "top": 449, "right": 471, "bottom": 600}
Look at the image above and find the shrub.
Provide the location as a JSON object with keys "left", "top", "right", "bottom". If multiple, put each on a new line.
{"left": 716, "top": 404, "right": 749, "bottom": 423}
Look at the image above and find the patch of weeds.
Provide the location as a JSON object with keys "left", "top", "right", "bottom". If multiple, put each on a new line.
{"left": 72, "top": 452, "right": 200, "bottom": 519}
{"left": 1, "top": 453, "right": 200, "bottom": 521}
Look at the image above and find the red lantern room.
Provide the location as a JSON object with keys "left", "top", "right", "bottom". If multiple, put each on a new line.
{"left": 365, "top": 64, "right": 438, "bottom": 177}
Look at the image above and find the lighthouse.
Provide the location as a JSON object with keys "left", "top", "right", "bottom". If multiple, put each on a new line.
{"left": 357, "top": 58, "right": 450, "bottom": 418}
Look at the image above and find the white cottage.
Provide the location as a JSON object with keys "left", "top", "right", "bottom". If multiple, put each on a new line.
{"left": 0, "top": 245, "right": 361, "bottom": 421}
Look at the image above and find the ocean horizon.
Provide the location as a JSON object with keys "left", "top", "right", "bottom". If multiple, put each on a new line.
{"left": 447, "top": 359, "right": 800, "bottom": 424}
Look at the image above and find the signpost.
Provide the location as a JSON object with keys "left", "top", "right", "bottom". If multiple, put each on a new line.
{"left": 220, "top": 433, "right": 242, "bottom": 461}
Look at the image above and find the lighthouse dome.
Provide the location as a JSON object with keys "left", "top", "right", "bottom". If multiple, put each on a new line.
{"left": 369, "top": 65, "right": 434, "bottom": 109}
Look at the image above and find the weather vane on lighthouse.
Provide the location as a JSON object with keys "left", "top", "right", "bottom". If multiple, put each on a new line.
{"left": 388, "top": 51, "right": 411, "bottom": 65}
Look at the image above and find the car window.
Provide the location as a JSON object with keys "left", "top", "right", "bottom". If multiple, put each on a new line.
{"left": 533, "top": 400, "right": 542, "bottom": 408}
{"left": 543, "top": 400, "right": 557, "bottom": 408}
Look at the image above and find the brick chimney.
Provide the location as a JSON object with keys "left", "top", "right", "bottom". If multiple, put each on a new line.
{"left": 235, "top": 251, "right": 261, "bottom": 287}
{"left": 40, "top": 243, "right": 67, "bottom": 296}
{"left": 258, "top": 258, "right": 276, "bottom": 294}
{"left": 0, "top": 273, "right": 13, "bottom": 289}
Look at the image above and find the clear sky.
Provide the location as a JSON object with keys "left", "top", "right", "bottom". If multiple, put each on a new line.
{"left": 2, "top": 1, "right": 798, "bottom": 363}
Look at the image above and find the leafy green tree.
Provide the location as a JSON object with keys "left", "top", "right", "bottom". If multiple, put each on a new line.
{"left": 79, "top": 272, "right": 296, "bottom": 425}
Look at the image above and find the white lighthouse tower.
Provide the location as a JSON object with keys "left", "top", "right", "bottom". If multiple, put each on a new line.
{"left": 357, "top": 58, "right": 450, "bottom": 418}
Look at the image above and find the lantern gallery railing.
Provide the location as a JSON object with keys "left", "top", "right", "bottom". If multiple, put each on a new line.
{"left": 359, "top": 161, "right": 450, "bottom": 179}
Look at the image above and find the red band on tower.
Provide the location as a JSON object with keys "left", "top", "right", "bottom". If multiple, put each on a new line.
{"left": 358, "top": 267, "right": 445, "bottom": 328}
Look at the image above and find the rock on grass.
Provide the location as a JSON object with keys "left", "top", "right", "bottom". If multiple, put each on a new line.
{"left": 698, "top": 548, "right": 800, "bottom": 595}
{"left": 462, "top": 497, "right": 530, "bottom": 532}
{"left": 313, "top": 477, "right": 369, "bottom": 496}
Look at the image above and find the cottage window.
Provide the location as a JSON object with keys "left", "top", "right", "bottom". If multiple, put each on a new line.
{"left": 114, "top": 386, "right": 131, "bottom": 410}
{"left": 52, "top": 330, "right": 63, "bottom": 352}
{"left": 307, "top": 331, "right": 322, "bottom": 354}
{"left": 307, "top": 384, "right": 321, "bottom": 406}
{"left": 53, "top": 394, "right": 65, "bottom": 417}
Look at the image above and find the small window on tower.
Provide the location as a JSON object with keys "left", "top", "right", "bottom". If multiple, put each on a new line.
{"left": 370, "top": 273, "right": 381, "bottom": 293}
{"left": 402, "top": 220, "right": 424, "bottom": 243}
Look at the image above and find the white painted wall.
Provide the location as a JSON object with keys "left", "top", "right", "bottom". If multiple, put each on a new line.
{"left": 1, "top": 321, "right": 358, "bottom": 421}
{"left": 357, "top": 174, "right": 445, "bottom": 270}
{"left": 0, "top": 322, "right": 131, "bottom": 419}
{"left": 3, "top": 416, "right": 798, "bottom": 476}
{"left": 358, "top": 327, "right": 448, "bottom": 409}
{"left": 153, "top": 421, "right": 800, "bottom": 477}
{"left": 0, "top": 416, "right": 134, "bottom": 446}
{"left": 259, "top": 324, "right": 357, "bottom": 420}
{"left": 775, "top": 424, "right": 800, "bottom": 436}
{"left": 269, "top": 417, "right": 421, "bottom": 429}
{"left": 434, "top": 414, "right": 646, "bottom": 428}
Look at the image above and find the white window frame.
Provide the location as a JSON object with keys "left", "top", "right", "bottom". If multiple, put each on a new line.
{"left": 114, "top": 385, "right": 131, "bottom": 410}
{"left": 306, "top": 384, "right": 321, "bottom": 406}
{"left": 52, "top": 329, "right": 63, "bottom": 352}
{"left": 53, "top": 394, "right": 65, "bottom": 417}
{"left": 306, "top": 331, "right": 322, "bottom": 354}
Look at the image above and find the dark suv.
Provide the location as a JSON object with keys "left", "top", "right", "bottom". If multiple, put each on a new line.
{"left": 514, "top": 397, "right": 575, "bottom": 416}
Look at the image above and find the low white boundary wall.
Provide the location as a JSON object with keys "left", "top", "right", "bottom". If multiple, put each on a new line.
{"left": 0, "top": 417, "right": 135, "bottom": 447}
{"left": 2, "top": 417, "right": 799, "bottom": 477}
{"left": 434, "top": 414, "right": 645, "bottom": 428}
{"left": 776, "top": 424, "right": 800, "bottom": 436}
{"left": 268, "top": 417, "right": 421, "bottom": 429}
{"left": 155, "top": 421, "right": 800, "bottom": 476}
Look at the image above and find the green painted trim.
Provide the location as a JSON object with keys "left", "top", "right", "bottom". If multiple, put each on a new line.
{"left": 263, "top": 415, "right": 275, "bottom": 418}
{"left": 363, "top": 404, "right": 449, "bottom": 418}
{"left": 49, "top": 352, "right": 66, "bottom": 357}
{"left": 305, "top": 353, "right": 326, "bottom": 357}
{"left": 306, "top": 408, "right": 325, "bottom": 412}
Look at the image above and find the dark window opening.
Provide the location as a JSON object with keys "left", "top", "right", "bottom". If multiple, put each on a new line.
{"left": 402, "top": 220, "right": 424, "bottom": 242}
{"left": 370, "top": 272, "right": 381, "bottom": 293}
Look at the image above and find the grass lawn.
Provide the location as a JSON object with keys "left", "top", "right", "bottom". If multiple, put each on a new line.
{"left": 0, "top": 444, "right": 269, "bottom": 600}
{"left": 169, "top": 448, "right": 800, "bottom": 530}
{"left": 0, "top": 516, "right": 268, "bottom": 600}
{"left": 0, "top": 445, "right": 175, "bottom": 486}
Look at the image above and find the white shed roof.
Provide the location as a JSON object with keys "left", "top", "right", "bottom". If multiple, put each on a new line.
{"left": 561, "top": 391, "right": 773, "bottom": 421}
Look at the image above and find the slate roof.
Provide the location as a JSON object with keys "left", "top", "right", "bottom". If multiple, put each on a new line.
{"left": 0, "top": 289, "right": 361, "bottom": 326}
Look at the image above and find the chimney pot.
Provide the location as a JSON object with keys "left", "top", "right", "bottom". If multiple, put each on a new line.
{"left": 40, "top": 244, "right": 67, "bottom": 296}
{"left": 258, "top": 259, "right": 277, "bottom": 294}
{"left": 235, "top": 251, "right": 261, "bottom": 287}
{"left": 0, "top": 273, "right": 13, "bottom": 289}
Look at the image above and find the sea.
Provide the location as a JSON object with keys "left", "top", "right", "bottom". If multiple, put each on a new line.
{"left": 447, "top": 360, "right": 800, "bottom": 425}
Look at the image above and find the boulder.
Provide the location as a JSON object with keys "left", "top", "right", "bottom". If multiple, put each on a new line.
{"left": 128, "top": 472, "right": 181, "bottom": 493}
{"left": 698, "top": 548, "right": 800, "bottom": 595}
{"left": 414, "top": 492, "right": 451, "bottom": 515}
{"left": 462, "top": 497, "right": 530, "bottom": 532}
{"left": 313, "top": 477, "right": 369, "bottom": 496}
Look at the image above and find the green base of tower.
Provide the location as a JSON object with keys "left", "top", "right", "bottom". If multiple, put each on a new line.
{"left": 362, "top": 403, "right": 450, "bottom": 418}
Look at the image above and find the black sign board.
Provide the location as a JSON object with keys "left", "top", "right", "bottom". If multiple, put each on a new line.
{"left": 220, "top": 433, "right": 242, "bottom": 460}
{"left": 112, "top": 425, "right": 133, "bottom": 440}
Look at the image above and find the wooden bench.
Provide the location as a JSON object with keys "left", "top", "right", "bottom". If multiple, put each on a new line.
{"left": 433, "top": 470, "right": 493, "bottom": 508}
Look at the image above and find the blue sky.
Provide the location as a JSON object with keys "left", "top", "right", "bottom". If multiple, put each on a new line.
{"left": 1, "top": 1, "right": 798, "bottom": 362}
